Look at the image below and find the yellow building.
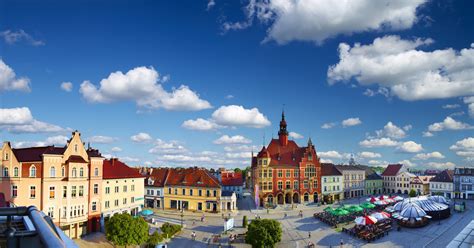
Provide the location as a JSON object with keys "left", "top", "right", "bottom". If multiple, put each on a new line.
{"left": 163, "top": 167, "right": 221, "bottom": 212}
{"left": 410, "top": 176, "right": 433, "bottom": 195}
{"left": 100, "top": 158, "right": 145, "bottom": 229}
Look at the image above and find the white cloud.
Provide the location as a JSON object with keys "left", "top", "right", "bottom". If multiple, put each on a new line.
{"left": 398, "top": 141, "right": 423, "bottom": 153}
{"left": 120, "top": 156, "right": 140, "bottom": 163}
{"left": 442, "top": 104, "right": 460, "bottom": 109}
{"left": 398, "top": 159, "right": 416, "bottom": 168}
{"left": 225, "top": 95, "right": 234, "bottom": 99}
{"left": 376, "top": 121, "right": 407, "bottom": 139}
{"left": 0, "top": 29, "right": 44, "bottom": 46}
{"left": 422, "top": 131, "right": 434, "bottom": 137}
{"left": 342, "top": 117, "right": 362, "bottom": 127}
{"left": 450, "top": 111, "right": 465, "bottom": 117}
{"left": 223, "top": 145, "right": 257, "bottom": 152}
{"left": 131, "top": 132, "right": 153, "bottom": 143}
{"left": 328, "top": 36, "right": 474, "bottom": 101}
{"left": 182, "top": 118, "right": 222, "bottom": 131}
{"left": 358, "top": 152, "right": 381, "bottom": 159}
{"left": 289, "top": 132, "right": 303, "bottom": 139}
{"left": 79, "top": 66, "right": 211, "bottom": 111}
{"left": 111, "top": 147, "right": 122, "bottom": 152}
{"left": 403, "top": 125, "right": 412, "bottom": 131}
{"left": 225, "top": 152, "right": 252, "bottom": 159}
{"left": 207, "top": 0, "right": 216, "bottom": 11}
{"left": 427, "top": 117, "right": 473, "bottom": 132}
{"left": 161, "top": 154, "right": 212, "bottom": 163}
{"left": 13, "top": 135, "right": 68, "bottom": 148}
{"left": 149, "top": 139, "right": 187, "bottom": 154}
{"left": 213, "top": 135, "right": 252, "bottom": 145}
{"left": 144, "top": 161, "right": 153, "bottom": 166}
{"left": 320, "top": 158, "right": 333, "bottom": 164}
{"left": 359, "top": 137, "right": 398, "bottom": 148}
{"left": 426, "top": 162, "right": 456, "bottom": 170}
{"left": 0, "top": 107, "right": 68, "bottom": 133}
{"left": 0, "top": 59, "right": 31, "bottom": 92}
{"left": 211, "top": 105, "right": 271, "bottom": 128}
{"left": 321, "top": 122, "right": 336, "bottom": 129}
{"left": 87, "top": 135, "right": 117, "bottom": 144}
{"left": 450, "top": 137, "right": 474, "bottom": 160}
{"left": 319, "top": 151, "right": 345, "bottom": 159}
{"left": 413, "top": 152, "right": 445, "bottom": 160}
{"left": 464, "top": 96, "right": 474, "bottom": 118}
{"left": 60, "top": 82, "right": 73, "bottom": 92}
{"left": 368, "top": 160, "right": 390, "bottom": 167}
{"left": 0, "top": 107, "right": 34, "bottom": 125}
{"left": 224, "top": 0, "right": 426, "bottom": 44}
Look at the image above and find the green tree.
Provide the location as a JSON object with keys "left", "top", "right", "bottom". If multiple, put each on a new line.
{"left": 160, "top": 222, "right": 182, "bottom": 238}
{"left": 105, "top": 213, "right": 149, "bottom": 247}
{"left": 234, "top": 168, "right": 242, "bottom": 173}
{"left": 245, "top": 219, "right": 282, "bottom": 248}
{"left": 409, "top": 189, "right": 417, "bottom": 197}
{"left": 147, "top": 231, "right": 164, "bottom": 248}
{"left": 242, "top": 215, "right": 248, "bottom": 228}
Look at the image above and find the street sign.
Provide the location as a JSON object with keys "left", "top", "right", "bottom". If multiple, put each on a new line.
{"left": 224, "top": 218, "right": 234, "bottom": 232}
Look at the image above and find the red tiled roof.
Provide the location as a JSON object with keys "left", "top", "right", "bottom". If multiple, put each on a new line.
{"left": 12, "top": 146, "right": 66, "bottom": 162}
{"left": 321, "top": 163, "right": 342, "bottom": 176}
{"left": 165, "top": 167, "right": 220, "bottom": 188}
{"left": 265, "top": 139, "right": 307, "bottom": 166}
{"left": 430, "top": 170, "right": 454, "bottom": 183}
{"left": 145, "top": 168, "right": 169, "bottom": 187}
{"left": 66, "top": 155, "right": 87, "bottom": 163}
{"left": 221, "top": 171, "right": 243, "bottom": 186}
{"left": 103, "top": 158, "right": 144, "bottom": 179}
{"left": 381, "top": 164, "right": 403, "bottom": 176}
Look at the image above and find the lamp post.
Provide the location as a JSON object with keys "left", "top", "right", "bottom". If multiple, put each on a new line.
{"left": 438, "top": 206, "right": 441, "bottom": 225}
{"left": 180, "top": 203, "right": 184, "bottom": 226}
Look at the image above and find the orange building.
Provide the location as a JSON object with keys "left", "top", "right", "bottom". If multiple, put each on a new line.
{"left": 251, "top": 112, "right": 322, "bottom": 207}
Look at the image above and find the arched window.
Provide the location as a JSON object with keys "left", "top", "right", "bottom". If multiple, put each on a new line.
{"left": 61, "top": 166, "right": 65, "bottom": 177}
{"left": 30, "top": 165, "right": 36, "bottom": 177}
{"left": 79, "top": 168, "right": 84, "bottom": 177}
{"left": 74, "top": 144, "right": 78, "bottom": 152}
{"left": 72, "top": 167, "right": 77, "bottom": 177}
{"left": 3, "top": 167, "right": 8, "bottom": 177}
{"left": 50, "top": 166, "right": 56, "bottom": 178}
{"left": 94, "top": 168, "right": 99, "bottom": 177}
{"left": 14, "top": 167, "right": 19, "bottom": 177}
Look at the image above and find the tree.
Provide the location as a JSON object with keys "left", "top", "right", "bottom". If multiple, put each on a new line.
{"left": 160, "top": 222, "right": 182, "bottom": 238}
{"left": 105, "top": 213, "right": 149, "bottom": 247}
{"left": 242, "top": 215, "right": 248, "bottom": 228}
{"left": 245, "top": 219, "right": 282, "bottom": 248}
{"left": 409, "top": 189, "right": 417, "bottom": 197}
{"left": 147, "top": 231, "right": 164, "bottom": 248}
{"left": 234, "top": 168, "right": 242, "bottom": 173}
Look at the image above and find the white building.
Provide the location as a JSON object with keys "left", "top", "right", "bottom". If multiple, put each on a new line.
{"left": 429, "top": 170, "right": 454, "bottom": 199}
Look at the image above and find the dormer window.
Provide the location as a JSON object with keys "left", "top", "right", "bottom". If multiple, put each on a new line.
{"left": 5, "top": 152, "right": 8, "bottom": 161}
{"left": 263, "top": 160, "right": 267, "bottom": 165}
{"left": 74, "top": 144, "right": 78, "bottom": 152}
{"left": 308, "top": 154, "right": 313, "bottom": 161}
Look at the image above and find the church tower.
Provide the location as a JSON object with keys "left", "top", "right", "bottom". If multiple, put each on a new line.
{"left": 278, "top": 111, "right": 289, "bottom": 146}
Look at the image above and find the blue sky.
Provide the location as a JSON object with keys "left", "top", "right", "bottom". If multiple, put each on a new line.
{"left": 1, "top": 0, "right": 473, "bottom": 169}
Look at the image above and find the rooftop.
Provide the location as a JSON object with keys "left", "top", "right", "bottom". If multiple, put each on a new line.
{"left": 321, "top": 163, "right": 342, "bottom": 176}
{"left": 103, "top": 158, "right": 144, "bottom": 179}
{"left": 381, "top": 164, "right": 403, "bottom": 176}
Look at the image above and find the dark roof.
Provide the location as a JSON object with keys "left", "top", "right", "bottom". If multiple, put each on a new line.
{"left": 145, "top": 168, "right": 169, "bottom": 187}
{"left": 12, "top": 146, "right": 66, "bottom": 162}
{"left": 321, "top": 163, "right": 342, "bottom": 176}
{"left": 165, "top": 167, "right": 220, "bottom": 188}
{"left": 221, "top": 171, "right": 243, "bottom": 186}
{"left": 66, "top": 155, "right": 87, "bottom": 163}
{"left": 86, "top": 148, "right": 103, "bottom": 158}
{"left": 103, "top": 158, "right": 144, "bottom": 179}
{"left": 430, "top": 170, "right": 454, "bottom": 183}
{"left": 366, "top": 173, "right": 383, "bottom": 180}
{"left": 381, "top": 164, "right": 403, "bottom": 176}
{"left": 221, "top": 191, "right": 234, "bottom": 197}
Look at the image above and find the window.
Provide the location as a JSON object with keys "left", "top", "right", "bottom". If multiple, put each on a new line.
{"left": 71, "top": 186, "right": 77, "bottom": 197}
{"left": 286, "top": 170, "right": 291, "bottom": 177}
{"left": 74, "top": 144, "right": 78, "bottom": 152}
{"left": 294, "top": 170, "right": 299, "bottom": 178}
{"left": 29, "top": 165, "right": 36, "bottom": 177}
{"left": 305, "top": 165, "right": 316, "bottom": 178}
{"left": 63, "top": 186, "right": 67, "bottom": 198}
{"left": 123, "top": 198, "right": 127, "bottom": 205}
{"left": 278, "top": 170, "right": 283, "bottom": 178}
{"left": 206, "top": 190, "right": 210, "bottom": 197}
{"left": 313, "top": 180, "right": 318, "bottom": 189}
{"left": 114, "top": 199, "right": 119, "bottom": 206}
{"left": 94, "top": 184, "right": 98, "bottom": 194}
{"left": 48, "top": 207, "right": 54, "bottom": 218}
{"left": 303, "top": 180, "right": 309, "bottom": 189}
{"left": 11, "top": 185, "right": 17, "bottom": 198}
{"left": 278, "top": 181, "right": 283, "bottom": 190}
{"left": 263, "top": 170, "right": 267, "bottom": 178}
{"left": 49, "top": 186, "right": 55, "bottom": 199}
{"left": 30, "top": 186, "right": 36, "bottom": 198}
{"left": 105, "top": 187, "right": 110, "bottom": 194}
{"left": 79, "top": 186, "right": 84, "bottom": 197}
{"left": 323, "top": 178, "right": 327, "bottom": 183}
{"left": 190, "top": 189, "right": 193, "bottom": 196}
{"left": 263, "top": 160, "right": 267, "bottom": 165}
{"left": 123, "top": 185, "right": 127, "bottom": 192}
{"left": 263, "top": 182, "right": 267, "bottom": 190}
{"left": 131, "top": 185, "right": 135, "bottom": 191}
{"left": 50, "top": 167, "right": 56, "bottom": 178}
{"left": 61, "top": 166, "right": 65, "bottom": 177}
{"left": 293, "top": 181, "right": 299, "bottom": 190}
{"left": 63, "top": 207, "right": 67, "bottom": 218}
{"left": 2, "top": 167, "right": 8, "bottom": 177}
{"left": 268, "top": 182, "right": 273, "bottom": 190}
{"left": 92, "top": 202, "right": 97, "bottom": 211}
{"left": 285, "top": 181, "right": 291, "bottom": 189}
{"left": 168, "top": 188, "right": 172, "bottom": 194}
{"left": 79, "top": 168, "right": 84, "bottom": 177}
{"left": 308, "top": 154, "right": 313, "bottom": 161}
{"left": 174, "top": 188, "right": 178, "bottom": 195}
{"left": 131, "top": 197, "right": 135, "bottom": 203}
{"left": 4, "top": 152, "right": 8, "bottom": 160}
{"left": 324, "top": 186, "right": 327, "bottom": 192}
{"left": 115, "top": 186, "right": 119, "bottom": 193}
{"left": 199, "top": 189, "right": 202, "bottom": 196}
{"left": 213, "top": 190, "right": 217, "bottom": 197}
{"left": 105, "top": 201, "right": 110, "bottom": 209}
{"left": 182, "top": 188, "right": 185, "bottom": 195}
{"left": 72, "top": 167, "right": 77, "bottom": 177}
{"left": 94, "top": 168, "right": 99, "bottom": 176}
{"left": 13, "top": 167, "right": 18, "bottom": 177}
{"left": 259, "top": 170, "right": 262, "bottom": 178}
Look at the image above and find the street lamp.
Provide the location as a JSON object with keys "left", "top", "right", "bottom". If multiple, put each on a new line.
{"left": 180, "top": 203, "right": 184, "bottom": 226}
{"left": 438, "top": 206, "right": 441, "bottom": 225}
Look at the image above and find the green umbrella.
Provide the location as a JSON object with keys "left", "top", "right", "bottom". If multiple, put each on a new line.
{"left": 343, "top": 204, "right": 354, "bottom": 210}
{"left": 324, "top": 207, "right": 334, "bottom": 212}
{"left": 360, "top": 202, "right": 376, "bottom": 209}
{"left": 332, "top": 208, "right": 349, "bottom": 216}
{"left": 348, "top": 206, "right": 364, "bottom": 212}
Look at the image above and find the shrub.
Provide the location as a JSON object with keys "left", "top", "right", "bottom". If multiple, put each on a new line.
{"left": 160, "top": 222, "right": 182, "bottom": 238}
{"left": 105, "top": 213, "right": 149, "bottom": 246}
{"left": 245, "top": 219, "right": 282, "bottom": 248}
{"left": 409, "top": 189, "right": 417, "bottom": 197}
{"left": 147, "top": 231, "right": 164, "bottom": 248}
{"left": 243, "top": 215, "right": 248, "bottom": 228}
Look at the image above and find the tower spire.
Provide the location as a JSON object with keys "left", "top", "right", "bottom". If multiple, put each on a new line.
{"left": 278, "top": 109, "right": 289, "bottom": 146}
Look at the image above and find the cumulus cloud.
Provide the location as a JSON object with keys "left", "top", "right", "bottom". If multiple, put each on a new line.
{"left": 111, "top": 147, "right": 122, "bottom": 152}
{"left": 320, "top": 158, "right": 334, "bottom": 164}
{"left": 426, "top": 161, "right": 456, "bottom": 170}
{"left": 224, "top": 0, "right": 426, "bottom": 44}
{"left": 398, "top": 141, "right": 423, "bottom": 153}
{"left": 0, "top": 107, "right": 68, "bottom": 133}
{"left": 131, "top": 132, "right": 153, "bottom": 143}
{"left": 442, "top": 104, "right": 460, "bottom": 109}
{"left": 0, "top": 59, "right": 31, "bottom": 92}
{"left": 182, "top": 118, "right": 223, "bottom": 131}
{"left": 398, "top": 159, "right": 417, "bottom": 168}
{"left": 368, "top": 160, "right": 390, "bottom": 167}
{"left": 328, "top": 36, "right": 474, "bottom": 101}
{"left": 87, "top": 135, "right": 117, "bottom": 144}
{"left": 213, "top": 135, "right": 252, "bottom": 145}
{"left": 13, "top": 135, "right": 68, "bottom": 148}
{"left": 207, "top": 0, "right": 216, "bottom": 10}
{"left": 120, "top": 156, "right": 140, "bottom": 163}
{"left": 211, "top": 105, "right": 271, "bottom": 128}
{"left": 342, "top": 117, "right": 362, "bottom": 127}
{"left": 319, "top": 151, "right": 346, "bottom": 159}
{"left": 358, "top": 152, "right": 382, "bottom": 159}
{"left": 289, "top": 132, "right": 303, "bottom": 139}
{"left": 60, "top": 82, "right": 73, "bottom": 92}
{"left": 223, "top": 145, "right": 257, "bottom": 152}
{"left": 422, "top": 131, "right": 434, "bottom": 137}
{"left": 450, "top": 137, "right": 474, "bottom": 160}
{"left": 149, "top": 139, "right": 187, "bottom": 154}
{"left": 225, "top": 152, "right": 252, "bottom": 159}
{"left": 0, "top": 29, "right": 45, "bottom": 46}
{"left": 427, "top": 117, "right": 473, "bottom": 132}
{"left": 79, "top": 66, "right": 211, "bottom": 111}
{"left": 321, "top": 122, "right": 336, "bottom": 129}
{"left": 359, "top": 137, "right": 398, "bottom": 148}
{"left": 413, "top": 152, "right": 445, "bottom": 160}
{"left": 376, "top": 121, "right": 407, "bottom": 139}
{"left": 464, "top": 96, "right": 474, "bottom": 118}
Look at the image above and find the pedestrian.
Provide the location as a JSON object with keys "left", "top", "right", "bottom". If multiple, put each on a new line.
{"left": 308, "top": 231, "right": 311, "bottom": 238}
{"left": 193, "top": 220, "right": 195, "bottom": 226}
{"left": 340, "top": 239, "right": 344, "bottom": 248}
{"left": 191, "top": 231, "right": 196, "bottom": 241}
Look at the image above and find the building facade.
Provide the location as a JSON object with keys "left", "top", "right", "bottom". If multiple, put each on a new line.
{"left": 100, "top": 158, "right": 145, "bottom": 231}
{"left": 335, "top": 165, "right": 365, "bottom": 198}
{"left": 410, "top": 176, "right": 432, "bottom": 195}
{"left": 218, "top": 170, "right": 244, "bottom": 199}
{"left": 365, "top": 172, "right": 383, "bottom": 195}
{"left": 321, "top": 163, "right": 344, "bottom": 203}
{"left": 0, "top": 131, "right": 104, "bottom": 239}
{"left": 144, "top": 168, "right": 168, "bottom": 209}
{"left": 454, "top": 167, "right": 474, "bottom": 199}
{"left": 429, "top": 170, "right": 454, "bottom": 199}
{"left": 251, "top": 112, "right": 322, "bottom": 206}
{"left": 382, "top": 164, "right": 408, "bottom": 194}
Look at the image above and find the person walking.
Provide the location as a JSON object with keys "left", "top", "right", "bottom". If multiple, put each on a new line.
{"left": 340, "top": 239, "right": 344, "bottom": 248}
{"left": 191, "top": 231, "right": 196, "bottom": 241}
{"left": 308, "top": 231, "right": 311, "bottom": 239}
